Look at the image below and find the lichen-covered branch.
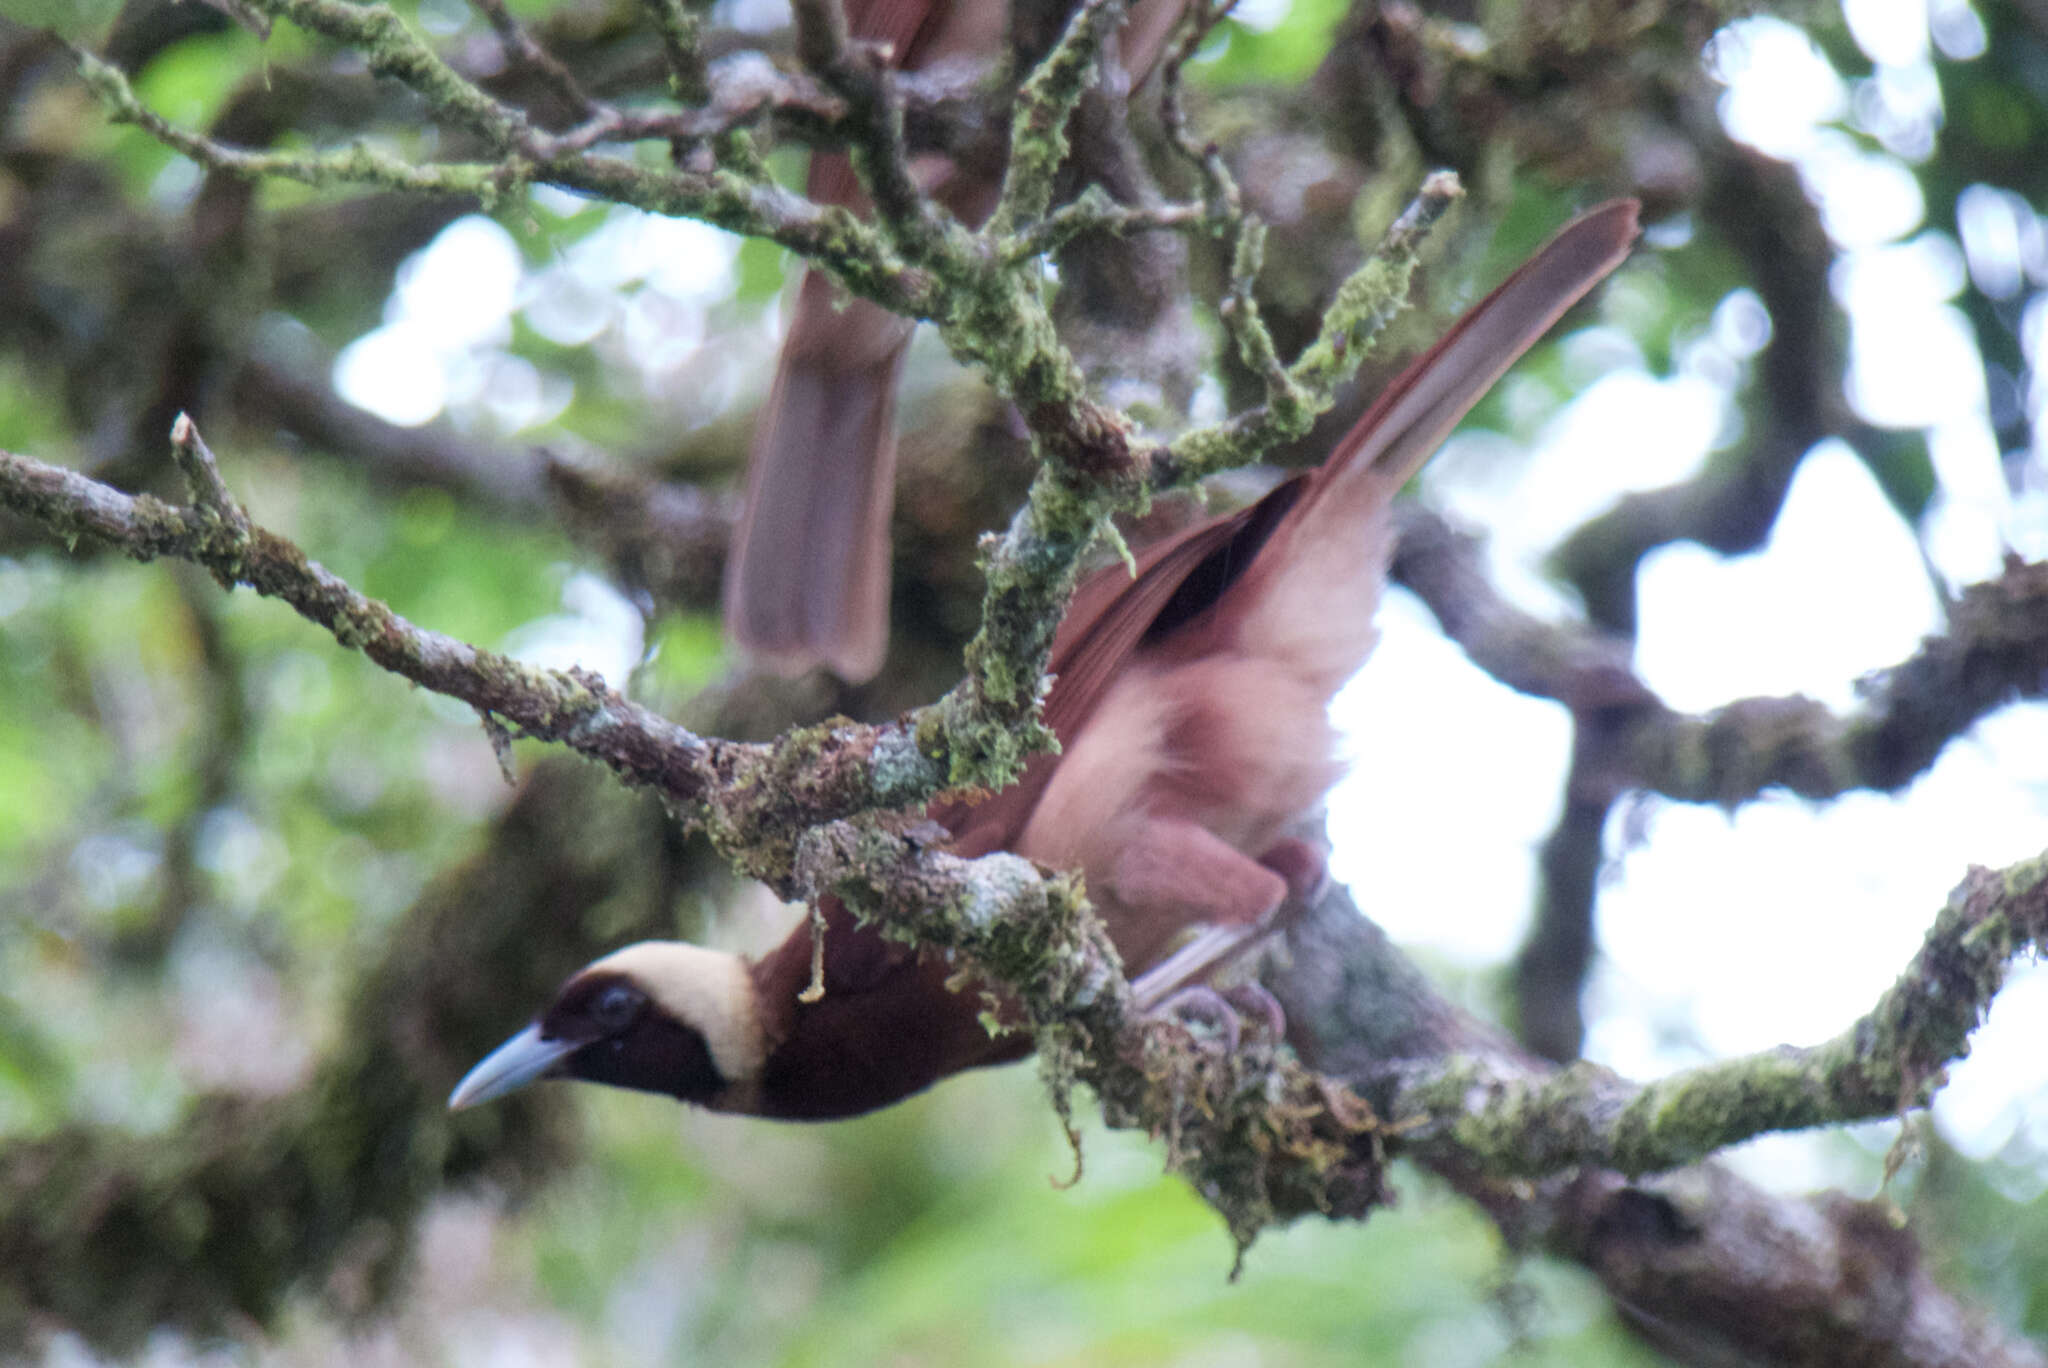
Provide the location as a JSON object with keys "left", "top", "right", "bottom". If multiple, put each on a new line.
{"left": 0, "top": 428, "right": 1366, "bottom": 1257}
{"left": 790, "top": 817, "right": 1392, "bottom": 1254}
{"left": 469, "top": 0, "right": 597, "bottom": 124}
{"left": 1159, "top": 174, "right": 1464, "bottom": 486}
{"left": 69, "top": 0, "right": 1482, "bottom": 800}
{"left": 1268, "top": 872, "right": 2048, "bottom": 1368}
{"left": 1389, "top": 847, "right": 2048, "bottom": 1178}
{"left": 999, "top": 187, "right": 1208, "bottom": 263}
{"left": 988, "top": 0, "right": 1129, "bottom": 237}
{"left": 0, "top": 436, "right": 950, "bottom": 881}
{"left": 788, "top": 0, "right": 946, "bottom": 254}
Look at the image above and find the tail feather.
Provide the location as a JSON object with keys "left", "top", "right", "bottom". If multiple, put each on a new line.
{"left": 724, "top": 273, "right": 913, "bottom": 681}
{"left": 1313, "top": 200, "right": 1642, "bottom": 505}
{"left": 1218, "top": 200, "right": 1641, "bottom": 685}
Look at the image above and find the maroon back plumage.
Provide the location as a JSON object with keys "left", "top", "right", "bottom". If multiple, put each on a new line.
{"left": 752, "top": 201, "right": 1642, "bottom": 1117}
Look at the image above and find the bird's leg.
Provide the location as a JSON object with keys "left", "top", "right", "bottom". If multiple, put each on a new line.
{"left": 1119, "top": 826, "right": 1319, "bottom": 1047}
{"left": 1129, "top": 926, "right": 1263, "bottom": 1009}
{"left": 1110, "top": 817, "right": 1290, "bottom": 948}
{"left": 1258, "top": 835, "right": 1329, "bottom": 905}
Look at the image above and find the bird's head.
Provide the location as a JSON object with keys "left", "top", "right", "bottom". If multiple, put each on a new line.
{"left": 448, "top": 941, "right": 766, "bottom": 1111}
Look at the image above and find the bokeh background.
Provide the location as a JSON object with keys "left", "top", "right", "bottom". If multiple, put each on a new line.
{"left": 2, "top": 0, "right": 2046, "bottom": 1361}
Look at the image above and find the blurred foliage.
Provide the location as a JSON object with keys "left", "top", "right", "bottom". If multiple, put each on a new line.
{"left": 3, "top": 0, "right": 2048, "bottom": 1362}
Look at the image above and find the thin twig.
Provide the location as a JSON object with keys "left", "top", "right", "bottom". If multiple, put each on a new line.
{"left": 637, "top": 0, "right": 713, "bottom": 104}
{"left": 468, "top": 0, "right": 596, "bottom": 123}
{"left": 0, "top": 436, "right": 963, "bottom": 875}
{"left": 789, "top": 0, "right": 945, "bottom": 251}
{"left": 999, "top": 187, "right": 1208, "bottom": 263}
{"left": 1160, "top": 172, "right": 1464, "bottom": 486}
{"left": 989, "top": 0, "right": 1131, "bottom": 237}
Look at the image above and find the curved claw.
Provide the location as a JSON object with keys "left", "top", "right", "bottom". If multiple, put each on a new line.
{"left": 1221, "top": 983, "right": 1288, "bottom": 1042}
{"left": 1149, "top": 985, "right": 1241, "bottom": 1056}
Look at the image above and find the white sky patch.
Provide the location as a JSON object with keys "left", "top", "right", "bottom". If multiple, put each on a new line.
{"left": 1711, "top": 288, "right": 1773, "bottom": 358}
{"left": 1424, "top": 361, "right": 1720, "bottom": 617}
{"left": 1929, "top": 0, "right": 1987, "bottom": 59}
{"left": 391, "top": 215, "right": 522, "bottom": 348}
{"left": 1844, "top": 0, "right": 1932, "bottom": 68}
{"left": 724, "top": 0, "right": 790, "bottom": 33}
{"left": 1708, "top": 18, "right": 1848, "bottom": 160}
{"left": 1231, "top": 0, "right": 1295, "bottom": 31}
{"left": 333, "top": 323, "right": 448, "bottom": 428}
{"left": 502, "top": 571, "right": 647, "bottom": 691}
{"left": 1923, "top": 429, "right": 2020, "bottom": 583}
{"left": 1832, "top": 230, "right": 1968, "bottom": 320}
{"left": 519, "top": 205, "right": 751, "bottom": 418}
{"left": 1634, "top": 442, "right": 1940, "bottom": 713}
{"left": 334, "top": 215, "right": 530, "bottom": 429}
{"left": 1846, "top": 303, "right": 1981, "bottom": 431}
{"left": 338, "top": 207, "right": 746, "bottom": 433}
{"left": 1327, "top": 592, "right": 1571, "bottom": 961}
{"left": 1941, "top": 962, "right": 2048, "bottom": 1162}
{"left": 1804, "top": 131, "right": 1928, "bottom": 248}
{"left": 523, "top": 265, "right": 615, "bottom": 348}
{"left": 1857, "top": 63, "right": 1944, "bottom": 162}
{"left": 1708, "top": 1124, "right": 1900, "bottom": 1197}
{"left": 541, "top": 207, "right": 740, "bottom": 300}
{"left": 1595, "top": 794, "right": 1948, "bottom": 1063}
{"left": 1590, "top": 701, "right": 2048, "bottom": 1160}
{"left": 1955, "top": 184, "right": 2044, "bottom": 301}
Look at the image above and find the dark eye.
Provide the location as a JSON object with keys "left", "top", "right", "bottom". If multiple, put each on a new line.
{"left": 591, "top": 983, "right": 643, "bottom": 1031}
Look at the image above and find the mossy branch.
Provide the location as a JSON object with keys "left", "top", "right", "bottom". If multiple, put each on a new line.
{"left": 1389, "top": 849, "right": 2048, "bottom": 1178}
{"left": 0, "top": 433, "right": 959, "bottom": 882}
{"left": 989, "top": 0, "right": 1131, "bottom": 237}
{"left": 637, "top": 0, "right": 714, "bottom": 103}
{"left": 1161, "top": 173, "right": 1464, "bottom": 485}
{"left": 69, "top": 0, "right": 1473, "bottom": 795}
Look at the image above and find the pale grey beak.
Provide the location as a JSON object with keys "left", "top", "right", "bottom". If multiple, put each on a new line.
{"left": 448, "top": 1024, "right": 579, "bottom": 1110}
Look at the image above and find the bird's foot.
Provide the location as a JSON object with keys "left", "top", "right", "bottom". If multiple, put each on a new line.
{"left": 1145, "top": 981, "right": 1287, "bottom": 1056}
{"left": 1148, "top": 985, "right": 1241, "bottom": 1055}
{"left": 1219, "top": 982, "right": 1287, "bottom": 1042}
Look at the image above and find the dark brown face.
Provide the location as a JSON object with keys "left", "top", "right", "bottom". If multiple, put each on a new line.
{"left": 449, "top": 967, "right": 734, "bottom": 1112}
{"left": 543, "top": 971, "right": 729, "bottom": 1105}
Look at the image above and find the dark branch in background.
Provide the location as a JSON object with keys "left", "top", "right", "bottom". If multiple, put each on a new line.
{"left": 789, "top": 0, "right": 946, "bottom": 248}
{"left": 1394, "top": 507, "right": 2048, "bottom": 808}
{"left": 1393, "top": 503, "right": 2048, "bottom": 1059}
{"left": 0, "top": 761, "right": 659, "bottom": 1352}
{"left": 1552, "top": 135, "right": 1904, "bottom": 636}
{"left": 468, "top": 0, "right": 597, "bottom": 125}
{"left": 543, "top": 455, "right": 736, "bottom": 617}
{"left": 233, "top": 359, "right": 553, "bottom": 512}
{"left": 115, "top": 566, "right": 251, "bottom": 966}
{"left": 1390, "top": 506, "right": 1651, "bottom": 711}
